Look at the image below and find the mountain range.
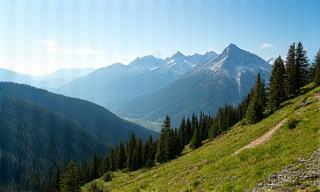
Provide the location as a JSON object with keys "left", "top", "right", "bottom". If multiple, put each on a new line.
{"left": 57, "top": 51, "right": 218, "bottom": 109}
{"left": 0, "top": 43, "right": 272, "bottom": 127}
{"left": 115, "top": 44, "right": 272, "bottom": 124}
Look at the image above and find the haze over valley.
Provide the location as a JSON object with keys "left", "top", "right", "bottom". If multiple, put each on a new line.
{"left": 0, "top": 0, "right": 320, "bottom": 191}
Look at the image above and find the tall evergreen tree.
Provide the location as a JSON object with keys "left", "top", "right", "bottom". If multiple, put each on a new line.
{"left": 127, "top": 135, "right": 137, "bottom": 171}
{"left": 178, "top": 117, "right": 186, "bottom": 150}
{"left": 144, "top": 136, "right": 155, "bottom": 167}
{"left": 190, "top": 126, "right": 201, "bottom": 149}
{"left": 60, "top": 161, "right": 79, "bottom": 192}
{"left": 50, "top": 166, "right": 61, "bottom": 192}
{"left": 164, "top": 128, "right": 175, "bottom": 160}
{"left": 186, "top": 118, "right": 192, "bottom": 144}
{"left": 245, "top": 74, "right": 266, "bottom": 124}
{"left": 109, "top": 148, "right": 117, "bottom": 171}
{"left": 117, "top": 142, "right": 126, "bottom": 170}
{"left": 295, "top": 42, "right": 309, "bottom": 87}
{"left": 135, "top": 139, "right": 144, "bottom": 169}
{"left": 285, "top": 43, "right": 297, "bottom": 97}
{"left": 269, "top": 56, "right": 286, "bottom": 112}
{"left": 173, "top": 128, "right": 181, "bottom": 156}
{"left": 155, "top": 116, "right": 171, "bottom": 163}
{"left": 314, "top": 50, "right": 320, "bottom": 85}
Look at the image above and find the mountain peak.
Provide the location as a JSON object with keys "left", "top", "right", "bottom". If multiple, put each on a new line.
{"left": 222, "top": 43, "right": 241, "bottom": 54}
{"left": 171, "top": 51, "right": 186, "bottom": 59}
{"left": 227, "top": 43, "right": 239, "bottom": 49}
{"left": 129, "top": 55, "right": 164, "bottom": 70}
{"left": 188, "top": 43, "right": 271, "bottom": 78}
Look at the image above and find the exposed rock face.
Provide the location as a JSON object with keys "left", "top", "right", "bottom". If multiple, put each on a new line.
{"left": 255, "top": 149, "right": 320, "bottom": 191}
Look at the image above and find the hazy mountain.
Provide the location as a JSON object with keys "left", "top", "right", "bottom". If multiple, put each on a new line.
{"left": 116, "top": 44, "right": 272, "bottom": 124}
{"left": 0, "top": 68, "right": 35, "bottom": 84}
{"left": 0, "top": 67, "right": 94, "bottom": 90}
{"left": 57, "top": 52, "right": 217, "bottom": 109}
{"left": 35, "top": 68, "right": 94, "bottom": 89}
{"left": 0, "top": 82, "right": 156, "bottom": 145}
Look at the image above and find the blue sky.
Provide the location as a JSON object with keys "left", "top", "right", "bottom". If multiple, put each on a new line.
{"left": 0, "top": 0, "right": 319, "bottom": 75}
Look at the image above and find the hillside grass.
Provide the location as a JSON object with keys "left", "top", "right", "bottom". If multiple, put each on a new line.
{"left": 82, "top": 85, "right": 320, "bottom": 191}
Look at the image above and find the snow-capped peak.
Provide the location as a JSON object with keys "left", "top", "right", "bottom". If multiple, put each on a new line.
{"left": 128, "top": 55, "right": 164, "bottom": 71}
{"left": 171, "top": 51, "right": 186, "bottom": 59}
{"left": 162, "top": 51, "right": 218, "bottom": 76}
{"left": 188, "top": 43, "right": 272, "bottom": 93}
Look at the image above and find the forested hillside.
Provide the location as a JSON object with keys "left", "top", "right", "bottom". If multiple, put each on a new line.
{"left": 0, "top": 96, "right": 105, "bottom": 191}
{"left": 0, "top": 82, "right": 156, "bottom": 145}
{"left": 0, "top": 82, "right": 156, "bottom": 191}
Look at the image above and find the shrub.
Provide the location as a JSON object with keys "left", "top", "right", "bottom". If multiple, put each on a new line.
{"left": 103, "top": 172, "right": 112, "bottom": 182}
{"left": 287, "top": 118, "right": 299, "bottom": 129}
{"left": 88, "top": 183, "right": 102, "bottom": 192}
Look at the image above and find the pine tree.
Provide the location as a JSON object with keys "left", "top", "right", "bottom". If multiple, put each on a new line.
{"left": 109, "top": 148, "right": 117, "bottom": 171}
{"left": 90, "top": 154, "right": 102, "bottom": 179}
{"left": 127, "top": 135, "right": 137, "bottom": 170}
{"left": 178, "top": 117, "right": 186, "bottom": 150}
{"left": 269, "top": 56, "right": 286, "bottom": 112}
{"left": 285, "top": 43, "right": 297, "bottom": 97}
{"left": 144, "top": 136, "right": 155, "bottom": 167}
{"left": 117, "top": 142, "right": 126, "bottom": 170}
{"left": 186, "top": 118, "right": 192, "bottom": 144}
{"left": 155, "top": 116, "right": 171, "bottom": 163}
{"left": 60, "top": 161, "right": 79, "bottom": 192}
{"left": 50, "top": 166, "right": 61, "bottom": 192}
{"left": 102, "top": 157, "right": 110, "bottom": 173}
{"left": 314, "top": 50, "right": 320, "bottom": 85}
{"left": 246, "top": 74, "right": 266, "bottom": 124}
{"left": 164, "top": 128, "right": 175, "bottom": 160}
{"left": 190, "top": 126, "right": 201, "bottom": 149}
{"left": 136, "top": 139, "right": 143, "bottom": 169}
{"left": 173, "top": 128, "right": 181, "bottom": 156}
{"left": 295, "top": 42, "right": 309, "bottom": 87}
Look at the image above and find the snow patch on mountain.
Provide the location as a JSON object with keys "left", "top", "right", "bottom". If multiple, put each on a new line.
{"left": 189, "top": 43, "right": 271, "bottom": 93}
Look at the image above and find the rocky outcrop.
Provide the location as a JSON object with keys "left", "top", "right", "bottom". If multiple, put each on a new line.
{"left": 255, "top": 149, "right": 320, "bottom": 191}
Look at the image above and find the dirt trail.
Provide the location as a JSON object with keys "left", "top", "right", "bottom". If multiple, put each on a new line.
{"left": 233, "top": 119, "right": 287, "bottom": 155}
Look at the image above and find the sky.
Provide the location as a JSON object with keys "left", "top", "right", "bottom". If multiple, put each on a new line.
{"left": 0, "top": 0, "right": 320, "bottom": 76}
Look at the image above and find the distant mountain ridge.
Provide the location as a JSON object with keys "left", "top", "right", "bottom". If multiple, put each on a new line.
{"left": 116, "top": 44, "right": 272, "bottom": 124}
{"left": 0, "top": 67, "right": 94, "bottom": 90}
{"left": 57, "top": 51, "right": 218, "bottom": 109}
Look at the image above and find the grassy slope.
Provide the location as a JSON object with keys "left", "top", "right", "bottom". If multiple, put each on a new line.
{"left": 82, "top": 85, "right": 320, "bottom": 191}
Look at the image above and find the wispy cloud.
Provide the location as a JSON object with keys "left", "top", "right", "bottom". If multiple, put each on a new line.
{"left": 259, "top": 43, "right": 274, "bottom": 49}
{"left": 36, "top": 39, "right": 104, "bottom": 55}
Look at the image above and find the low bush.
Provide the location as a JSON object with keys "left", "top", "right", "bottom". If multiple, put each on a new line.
{"left": 287, "top": 118, "right": 299, "bottom": 129}
{"left": 103, "top": 172, "right": 112, "bottom": 182}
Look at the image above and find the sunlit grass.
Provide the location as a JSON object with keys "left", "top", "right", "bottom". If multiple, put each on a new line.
{"left": 82, "top": 85, "right": 320, "bottom": 191}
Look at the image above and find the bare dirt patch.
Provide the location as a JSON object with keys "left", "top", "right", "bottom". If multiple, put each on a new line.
{"left": 314, "top": 92, "right": 320, "bottom": 100}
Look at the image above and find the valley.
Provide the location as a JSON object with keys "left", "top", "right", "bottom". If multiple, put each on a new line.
{"left": 1, "top": 1, "right": 320, "bottom": 190}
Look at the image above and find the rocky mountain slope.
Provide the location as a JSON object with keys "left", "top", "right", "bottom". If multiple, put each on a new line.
{"left": 116, "top": 44, "right": 271, "bottom": 125}
{"left": 57, "top": 52, "right": 217, "bottom": 109}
